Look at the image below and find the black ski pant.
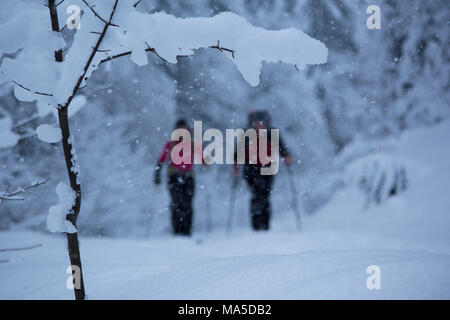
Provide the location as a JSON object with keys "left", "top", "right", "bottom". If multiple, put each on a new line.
{"left": 244, "top": 165, "right": 274, "bottom": 231}
{"left": 168, "top": 173, "right": 194, "bottom": 236}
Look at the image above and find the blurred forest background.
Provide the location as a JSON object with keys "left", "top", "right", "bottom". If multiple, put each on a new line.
{"left": 0, "top": 0, "right": 448, "bottom": 237}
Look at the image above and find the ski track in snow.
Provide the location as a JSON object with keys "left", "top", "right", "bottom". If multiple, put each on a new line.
{"left": 1, "top": 230, "right": 449, "bottom": 299}
{"left": 1, "top": 122, "right": 450, "bottom": 299}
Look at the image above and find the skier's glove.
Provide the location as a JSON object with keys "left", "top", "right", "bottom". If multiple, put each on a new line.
{"left": 154, "top": 172, "right": 161, "bottom": 185}
{"left": 154, "top": 164, "right": 162, "bottom": 185}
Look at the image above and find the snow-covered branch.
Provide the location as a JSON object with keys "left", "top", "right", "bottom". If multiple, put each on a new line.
{"left": 98, "top": 40, "right": 235, "bottom": 65}
{"left": 0, "top": 2, "right": 328, "bottom": 106}
{"left": 100, "top": 10, "right": 328, "bottom": 86}
{"left": 59, "top": 0, "right": 119, "bottom": 109}
{"left": 7, "top": 78, "right": 53, "bottom": 97}
{"left": 81, "top": 0, "right": 120, "bottom": 27}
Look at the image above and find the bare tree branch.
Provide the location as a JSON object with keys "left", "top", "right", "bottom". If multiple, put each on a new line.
{"left": 209, "top": 40, "right": 235, "bottom": 58}
{"left": 0, "top": 178, "right": 51, "bottom": 202}
{"left": 99, "top": 40, "right": 236, "bottom": 65}
{"left": 81, "top": 0, "right": 119, "bottom": 27}
{"left": 0, "top": 244, "right": 42, "bottom": 252}
{"left": 91, "top": 47, "right": 111, "bottom": 53}
{"left": 60, "top": 0, "right": 119, "bottom": 110}
{"left": 144, "top": 41, "right": 168, "bottom": 62}
{"left": 133, "top": 0, "right": 142, "bottom": 8}
{"left": 99, "top": 50, "right": 136, "bottom": 64}
{"left": 4, "top": 75, "right": 54, "bottom": 97}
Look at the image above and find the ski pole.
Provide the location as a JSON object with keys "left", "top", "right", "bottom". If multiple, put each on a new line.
{"left": 145, "top": 209, "right": 154, "bottom": 238}
{"left": 205, "top": 190, "right": 212, "bottom": 233}
{"left": 286, "top": 165, "right": 302, "bottom": 230}
{"left": 226, "top": 176, "right": 238, "bottom": 235}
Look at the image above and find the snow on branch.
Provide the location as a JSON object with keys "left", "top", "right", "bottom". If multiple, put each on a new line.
{"left": 0, "top": 1, "right": 328, "bottom": 106}
{"left": 47, "top": 182, "right": 77, "bottom": 233}
{"left": 98, "top": 40, "right": 235, "bottom": 65}
{"left": 9, "top": 78, "right": 53, "bottom": 97}
{"left": 105, "top": 10, "right": 328, "bottom": 86}
{"left": 57, "top": 0, "right": 119, "bottom": 109}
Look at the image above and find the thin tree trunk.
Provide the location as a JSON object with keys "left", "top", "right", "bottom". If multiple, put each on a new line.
{"left": 58, "top": 107, "right": 85, "bottom": 300}
{"left": 48, "top": 0, "right": 85, "bottom": 300}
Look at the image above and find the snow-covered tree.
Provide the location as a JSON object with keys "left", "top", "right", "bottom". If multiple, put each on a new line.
{"left": 0, "top": 0, "right": 327, "bottom": 299}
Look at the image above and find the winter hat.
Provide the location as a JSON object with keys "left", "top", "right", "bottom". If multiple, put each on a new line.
{"left": 248, "top": 110, "right": 271, "bottom": 128}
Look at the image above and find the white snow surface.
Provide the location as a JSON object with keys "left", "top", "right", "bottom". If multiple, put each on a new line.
{"left": 37, "top": 95, "right": 87, "bottom": 119}
{"left": 1, "top": 122, "right": 450, "bottom": 299}
{"left": 36, "top": 124, "right": 62, "bottom": 144}
{"left": 46, "top": 183, "right": 77, "bottom": 234}
{"left": 0, "top": 116, "right": 19, "bottom": 148}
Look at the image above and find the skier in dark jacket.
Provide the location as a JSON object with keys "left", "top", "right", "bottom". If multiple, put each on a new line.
{"left": 234, "top": 111, "right": 292, "bottom": 231}
{"left": 154, "top": 119, "right": 199, "bottom": 236}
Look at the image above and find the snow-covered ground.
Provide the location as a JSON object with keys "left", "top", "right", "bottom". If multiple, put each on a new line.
{"left": 1, "top": 122, "right": 450, "bottom": 299}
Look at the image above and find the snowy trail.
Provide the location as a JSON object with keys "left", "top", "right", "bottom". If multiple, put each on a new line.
{"left": 1, "top": 122, "right": 450, "bottom": 299}
{"left": 1, "top": 229, "right": 449, "bottom": 299}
